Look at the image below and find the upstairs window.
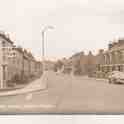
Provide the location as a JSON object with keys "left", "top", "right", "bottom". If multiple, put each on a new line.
{"left": 2, "top": 41, "right": 6, "bottom": 47}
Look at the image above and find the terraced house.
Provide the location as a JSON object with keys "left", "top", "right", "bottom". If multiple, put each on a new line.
{"left": 0, "top": 32, "right": 43, "bottom": 89}
{"left": 62, "top": 39, "right": 124, "bottom": 79}
{"left": 95, "top": 39, "right": 124, "bottom": 78}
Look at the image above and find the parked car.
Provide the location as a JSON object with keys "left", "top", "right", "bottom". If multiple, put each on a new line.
{"left": 108, "top": 71, "right": 124, "bottom": 84}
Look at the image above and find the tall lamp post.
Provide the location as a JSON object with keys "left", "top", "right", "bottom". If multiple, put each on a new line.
{"left": 41, "top": 26, "right": 54, "bottom": 72}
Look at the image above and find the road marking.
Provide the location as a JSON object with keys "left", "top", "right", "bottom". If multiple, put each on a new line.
{"left": 38, "top": 104, "right": 56, "bottom": 108}
{"left": 25, "top": 93, "right": 33, "bottom": 101}
{"left": 20, "top": 104, "right": 56, "bottom": 110}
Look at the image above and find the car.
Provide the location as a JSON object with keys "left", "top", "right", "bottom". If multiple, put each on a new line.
{"left": 108, "top": 71, "right": 124, "bottom": 84}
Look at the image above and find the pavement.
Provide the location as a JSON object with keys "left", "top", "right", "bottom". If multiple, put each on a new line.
{"left": 0, "top": 71, "right": 124, "bottom": 113}
{"left": 0, "top": 71, "right": 49, "bottom": 96}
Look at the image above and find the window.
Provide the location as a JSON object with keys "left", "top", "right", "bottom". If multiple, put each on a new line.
{"left": 112, "top": 66, "right": 115, "bottom": 71}
{"left": 2, "top": 41, "right": 6, "bottom": 47}
{"left": 121, "top": 50, "right": 124, "bottom": 61}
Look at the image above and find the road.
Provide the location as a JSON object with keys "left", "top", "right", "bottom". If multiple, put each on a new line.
{"left": 0, "top": 71, "right": 124, "bottom": 114}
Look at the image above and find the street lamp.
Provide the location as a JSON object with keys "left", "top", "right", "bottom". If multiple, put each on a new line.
{"left": 41, "top": 25, "right": 54, "bottom": 72}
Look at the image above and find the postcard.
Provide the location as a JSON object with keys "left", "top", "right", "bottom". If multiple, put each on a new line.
{"left": 0, "top": 0, "right": 123, "bottom": 114}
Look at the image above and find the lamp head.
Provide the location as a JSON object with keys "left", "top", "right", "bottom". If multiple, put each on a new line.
{"left": 42, "top": 25, "right": 54, "bottom": 32}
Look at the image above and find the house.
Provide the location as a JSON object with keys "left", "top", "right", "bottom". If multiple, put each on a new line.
{"left": 0, "top": 32, "right": 43, "bottom": 89}
{"left": 0, "top": 32, "right": 14, "bottom": 88}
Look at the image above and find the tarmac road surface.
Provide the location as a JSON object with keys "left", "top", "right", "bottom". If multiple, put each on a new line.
{"left": 0, "top": 71, "right": 124, "bottom": 114}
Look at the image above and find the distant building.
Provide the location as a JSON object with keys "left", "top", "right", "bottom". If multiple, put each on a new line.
{"left": 86, "top": 51, "right": 96, "bottom": 77}
{"left": 62, "top": 58, "right": 73, "bottom": 74}
{"left": 78, "top": 51, "right": 87, "bottom": 75}
{"left": 63, "top": 51, "right": 96, "bottom": 76}
{"left": 43, "top": 60, "right": 55, "bottom": 71}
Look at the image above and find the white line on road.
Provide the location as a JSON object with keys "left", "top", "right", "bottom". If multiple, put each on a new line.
{"left": 0, "top": 104, "right": 56, "bottom": 110}
{"left": 21, "top": 104, "right": 56, "bottom": 109}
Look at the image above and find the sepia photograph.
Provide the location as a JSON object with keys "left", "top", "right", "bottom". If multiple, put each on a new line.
{"left": 0, "top": 0, "right": 124, "bottom": 114}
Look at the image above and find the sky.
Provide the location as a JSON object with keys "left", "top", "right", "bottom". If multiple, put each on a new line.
{"left": 0, "top": 0, "right": 124, "bottom": 60}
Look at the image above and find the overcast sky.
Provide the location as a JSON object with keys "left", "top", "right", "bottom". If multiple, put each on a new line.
{"left": 0, "top": 0, "right": 124, "bottom": 60}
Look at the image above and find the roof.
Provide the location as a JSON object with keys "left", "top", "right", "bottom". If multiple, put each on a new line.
{"left": 14, "top": 47, "right": 23, "bottom": 54}
{"left": 0, "top": 33, "right": 13, "bottom": 44}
